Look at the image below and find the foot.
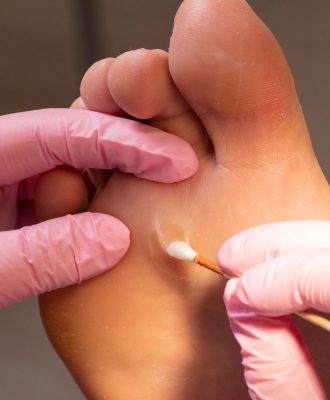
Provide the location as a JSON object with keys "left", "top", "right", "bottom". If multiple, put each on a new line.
{"left": 39, "top": 1, "right": 330, "bottom": 399}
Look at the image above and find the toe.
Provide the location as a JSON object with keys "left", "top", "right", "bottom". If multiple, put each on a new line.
{"left": 80, "top": 58, "right": 124, "bottom": 116}
{"left": 108, "top": 49, "right": 188, "bottom": 120}
{"left": 169, "top": 0, "right": 312, "bottom": 165}
{"left": 70, "top": 97, "right": 87, "bottom": 109}
{"left": 34, "top": 166, "right": 89, "bottom": 222}
{"left": 108, "top": 48, "right": 210, "bottom": 153}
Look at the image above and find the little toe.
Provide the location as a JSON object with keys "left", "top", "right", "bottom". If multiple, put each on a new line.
{"left": 169, "top": 0, "right": 313, "bottom": 165}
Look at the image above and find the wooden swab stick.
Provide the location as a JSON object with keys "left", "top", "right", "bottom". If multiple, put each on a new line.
{"left": 166, "top": 241, "right": 330, "bottom": 332}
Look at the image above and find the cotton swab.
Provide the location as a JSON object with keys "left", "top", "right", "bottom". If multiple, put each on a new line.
{"left": 166, "top": 241, "right": 232, "bottom": 278}
{"left": 166, "top": 241, "right": 330, "bottom": 332}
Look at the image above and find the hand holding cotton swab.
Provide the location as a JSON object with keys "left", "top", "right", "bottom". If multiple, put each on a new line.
{"left": 166, "top": 241, "right": 330, "bottom": 332}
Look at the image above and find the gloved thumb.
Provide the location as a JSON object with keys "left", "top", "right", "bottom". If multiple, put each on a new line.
{"left": 218, "top": 220, "right": 330, "bottom": 277}
{"left": 0, "top": 212, "right": 129, "bottom": 308}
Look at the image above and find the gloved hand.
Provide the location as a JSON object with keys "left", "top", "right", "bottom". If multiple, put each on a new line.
{"left": 0, "top": 108, "right": 198, "bottom": 308}
{"left": 218, "top": 221, "right": 330, "bottom": 400}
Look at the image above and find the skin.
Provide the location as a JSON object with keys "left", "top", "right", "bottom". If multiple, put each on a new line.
{"left": 38, "top": 1, "right": 330, "bottom": 399}
{"left": 34, "top": 166, "right": 90, "bottom": 221}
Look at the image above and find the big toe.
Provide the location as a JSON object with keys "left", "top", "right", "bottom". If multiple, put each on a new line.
{"left": 169, "top": 0, "right": 313, "bottom": 165}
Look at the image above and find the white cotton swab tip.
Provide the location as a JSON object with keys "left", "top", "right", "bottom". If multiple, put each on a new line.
{"left": 166, "top": 241, "right": 226, "bottom": 277}
{"left": 166, "top": 241, "right": 198, "bottom": 261}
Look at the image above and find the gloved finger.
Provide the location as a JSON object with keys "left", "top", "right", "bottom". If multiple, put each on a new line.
{"left": 0, "top": 108, "right": 198, "bottom": 185}
{"left": 227, "top": 249, "right": 330, "bottom": 315}
{"left": 70, "top": 97, "right": 115, "bottom": 192}
{"left": 224, "top": 280, "right": 326, "bottom": 400}
{"left": 0, "top": 212, "right": 129, "bottom": 308}
{"left": 218, "top": 220, "right": 330, "bottom": 276}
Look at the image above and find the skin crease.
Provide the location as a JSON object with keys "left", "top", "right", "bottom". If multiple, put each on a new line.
{"left": 38, "top": 1, "right": 330, "bottom": 399}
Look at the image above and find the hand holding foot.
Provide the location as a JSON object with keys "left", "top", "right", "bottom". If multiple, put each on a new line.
{"left": 0, "top": 108, "right": 197, "bottom": 307}
{"left": 219, "top": 221, "right": 330, "bottom": 399}
{"left": 39, "top": 1, "right": 330, "bottom": 399}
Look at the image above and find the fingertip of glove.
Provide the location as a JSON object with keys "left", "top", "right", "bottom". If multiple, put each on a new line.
{"left": 217, "top": 237, "right": 243, "bottom": 277}
{"left": 223, "top": 278, "right": 257, "bottom": 320}
{"left": 71, "top": 212, "right": 130, "bottom": 281}
{"left": 88, "top": 212, "right": 130, "bottom": 264}
{"left": 223, "top": 277, "right": 245, "bottom": 303}
{"left": 223, "top": 278, "right": 238, "bottom": 302}
{"left": 137, "top": 144, "right": 199, "bottom": 183}
{"left": 218, "top": 227, "right": 266, "bottom": 276}
{"left": 90, "top": 212, "right": 130, "bottom": 243}
{"left": 171, "top": 151, "right": 199, "bottom": 182}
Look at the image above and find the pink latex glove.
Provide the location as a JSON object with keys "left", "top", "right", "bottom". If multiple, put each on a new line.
{"left": 0, "top": 108, "right": 198, "bottom": 308}
{"left": 218, "top": 221, "right": 330, "bottom": 400}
